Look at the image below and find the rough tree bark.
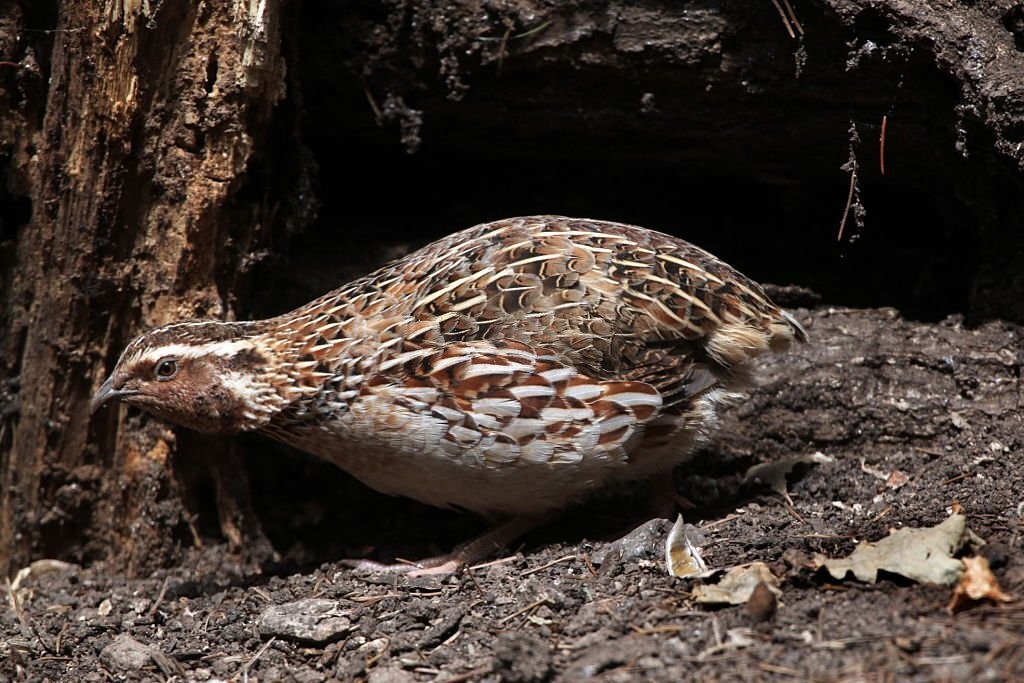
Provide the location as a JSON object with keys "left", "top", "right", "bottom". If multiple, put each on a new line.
{"left": 0, "top": 0, "right": 289, "bottom": 574}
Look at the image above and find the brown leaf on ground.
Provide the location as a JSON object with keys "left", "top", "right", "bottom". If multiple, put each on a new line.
{"left": 692, "top": 562, "right": 782, "bottom": 605}
{"left": 815, "top": 514, "right": 982, "bottom": 586}
{"left": 948, "top": 556, "right": 1013, "bottom": 613}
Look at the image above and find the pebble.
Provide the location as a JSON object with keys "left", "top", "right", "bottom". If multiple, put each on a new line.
{"left": 99, "top": 633, "right": 153, "bottom": 670}
{"left": 257, "top": 598, "right": 353, "bottom": 644}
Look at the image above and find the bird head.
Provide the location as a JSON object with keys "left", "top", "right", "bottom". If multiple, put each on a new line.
{"left": 91, "top": 321, "right": 290, "bottom": 433}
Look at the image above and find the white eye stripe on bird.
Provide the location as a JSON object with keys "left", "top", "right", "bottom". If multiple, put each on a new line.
{"left": 130, "top": 340, "right": 255, "bottom": 367}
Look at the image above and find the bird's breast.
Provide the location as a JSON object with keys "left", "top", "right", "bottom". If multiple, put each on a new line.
{"left": 264, "top": 389, "right": 714, "bottom": 517}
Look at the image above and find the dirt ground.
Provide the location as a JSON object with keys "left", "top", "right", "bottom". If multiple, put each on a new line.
{"left": 2, "top": 306, "right": 1022, "bottom": 681}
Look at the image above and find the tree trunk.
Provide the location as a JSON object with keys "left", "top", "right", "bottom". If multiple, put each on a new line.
{"left": 0, "top": 0, "right": 289, "bottom": 574}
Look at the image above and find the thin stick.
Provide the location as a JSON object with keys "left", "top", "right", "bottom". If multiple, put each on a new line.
{"left": 521, "top": 554, "right": 577, "bottom": 576}
{"left": 940, "top": 472, "right": 973, "bottom": 486}
{"left": 443, "top": 664, "right": 494, "bottom": 683}
{"left": 478, "top": 20, "right": 553, "bottom": 42}
{"left": 497, "top": 25, "right": 512, "bottom": 75}
{"left": 836, "top": 169, "right": 857, "bottom": 241}
{"left": 146, "top": 576, "right": 171, "bottom": 617}
{"left": 497, "top": 596, "right": 550, "bottom": 625}
{"left": 879, "top": 114, "right": 887, "bottom": 175}
{"left": 234, "top": 637, "right": 276, "bottom": 679}
{"left": 699, "top": 513, "right": 742, "bottom": 530}
{"left": 468, "top": 555, "right": 519, "bottom": 571}
{"left": 464, "top": 566, "right": 486, "bottom": 595}
{"left": 362, "top": 81, "right": 383, "bottom": 122}
{"left": 781, "top": 0, "right": 805, "bottom": 36}
{"left": 785, "top": 503, "right": 807, "bottom": 525}
{"left": 769, "top": 0, "right": 796, "bottom": 39}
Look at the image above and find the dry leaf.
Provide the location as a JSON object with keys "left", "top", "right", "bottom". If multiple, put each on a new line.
{"left": 745, "top": 581, "right": 778, "bottom": 622}
{"left": 665, "top": 514, "right": 707, "bottom": 578}
{"left": 885, "top": 470, "right": 909, "bottom": 490}
{"left": 948, "top": 556, "right": 1013, "bottom": 613}
{"left": 744, "top": 452, "right": 833, "bottom": 505}
{"left": 816, "top": 514, "right": 982, "bottom": 586}
{"left": 693, "top": 562, "right": 781, "bottom": 605}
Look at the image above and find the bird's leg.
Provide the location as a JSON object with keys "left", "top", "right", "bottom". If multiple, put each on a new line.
{"left": 343, "top": 515, "right": 553, "bottom": 577}
{"left": 649, "top": 473, "right": 696, "bottom": 520}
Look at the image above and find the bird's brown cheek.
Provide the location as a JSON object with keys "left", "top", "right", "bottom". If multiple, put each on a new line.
{"left": 189, "top": 384, "right": 248, "bottom": 433}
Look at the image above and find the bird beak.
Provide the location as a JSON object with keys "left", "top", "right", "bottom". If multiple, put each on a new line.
{"left": 91, "top": 374, "right": 133, "bottom": 414}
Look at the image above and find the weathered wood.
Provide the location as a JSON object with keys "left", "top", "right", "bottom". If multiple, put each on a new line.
{"left": 0, "top": 0, "right": 286, "bottom": 573}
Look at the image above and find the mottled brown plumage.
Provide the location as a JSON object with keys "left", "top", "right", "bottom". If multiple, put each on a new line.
{"left": 93, "top": 216, "right": 806, "bottom": 546}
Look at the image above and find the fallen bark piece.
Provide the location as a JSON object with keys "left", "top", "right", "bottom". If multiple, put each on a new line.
{"left": 948, "top": 556, "right": 1013, "bottom": 613}
{"left": 257, "top": 598, "right": 353, "bottom": 644}
{"left": 692, "top": 562, "right": 782, "bottom": 605}
{"left": 816, "top": 514, "right": 982, "bottom": 585}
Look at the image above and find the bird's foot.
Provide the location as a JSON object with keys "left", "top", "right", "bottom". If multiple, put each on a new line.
{"left": 340, "top": 515, "right": 550, "bottom": 577}
{"left": 650, "top": 475, "right": 696, "bottom": 520}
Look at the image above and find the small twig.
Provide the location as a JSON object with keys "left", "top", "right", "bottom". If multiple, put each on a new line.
{"left": 478, "top": 19, "right": 553, "bottom": 42}
{"left": 22, "top": 26, "right": 88, "bottom": 34}
{"left": 629, "top": 624, "right": 689, "bottom": 635}
{"left": 758, "top": 662, "right": 803, "bottom": 675}
{"left": 498, "top": 596, "right": 550, "bottom": 625}
{"left": 392, "top": 557, "right": 426, "bottom": 568}
{"left": 596, "top": 599, "right": 618, "bottom": 619}
{"left": 699, "top": 513, "right": 742, "bottom": 530}
{"left": 868, "top": 505, "right": 893, "bottom": 524}
{"left": 879, "top": 114, "right": 888, "bottom": 175}
{"left": 54, "top": 622, "right": 69, "bottom": 655}
{"left": 350, "top": 592, "right": 402, "bottom": 605}
{"left": 814, "top": 634, "right": 892, "bottom": 650}
{"left": 940, "top": 472, "right": 973, "bottom": 486}
{"left": 146, "top": 576, "right": 171, "bottom": 618}
{"left": 234, "top": 637, "right": 276, "bottom": 680}
{"left": 464, "top": 566, "right": 486, "bottom": 595}
{"left": 497, "top": 25, "right": 512, "bottom": 75}
{"left": 836, "top": 169, "right": 857, "bottom": 241}
{"left": 442, "top": 664, "right": 494, "bottom": 683}
{"left": 582, "top": 553, "right": 597, "bottom": 577}
{"left": 521, "top": 554, "right": 577, "bottom": 577}
{"left": 784, "top": 502, "right": 808, "bottom": 525}
{"left": 149, "top": 647, "right": 186, "bottom": 679}
{"left": 780, "top": 0, "right": 805, "bottom": 36}
{"left": 468, "top": 554, "right": 519, "bottom": 571}
{"left": 769, "top": 0, "right": 795, "bottom": 39}
{"left": 362, "top": 80, "right": 383, "bottom": 122}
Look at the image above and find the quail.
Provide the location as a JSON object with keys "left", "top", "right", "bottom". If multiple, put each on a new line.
{"left": 92, "top": 216, "right": 807, "bottom": 570}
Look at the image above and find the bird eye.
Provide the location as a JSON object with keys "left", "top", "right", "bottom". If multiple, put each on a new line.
{"left": 154, "top": 357, "right": 179, "bottom": 381}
